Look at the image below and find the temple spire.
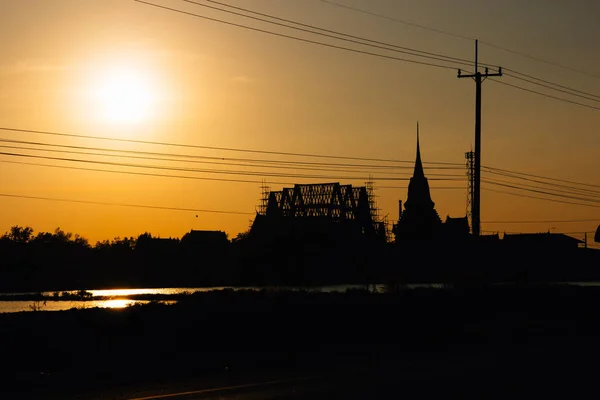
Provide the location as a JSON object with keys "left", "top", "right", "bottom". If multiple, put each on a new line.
{"left": 414, "top": 121, "right": 424, "bottom": 178}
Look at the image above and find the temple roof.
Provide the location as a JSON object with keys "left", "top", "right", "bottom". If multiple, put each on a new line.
{"left": 404, "top": 123, "right": 435, "bottom": 211}
{"left": 413, "top": 122, "right": 425, "bottom": 178}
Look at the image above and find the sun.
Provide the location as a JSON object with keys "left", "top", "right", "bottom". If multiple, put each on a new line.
{"left": 92, "top": 67, "right": 157, "bottom": 124}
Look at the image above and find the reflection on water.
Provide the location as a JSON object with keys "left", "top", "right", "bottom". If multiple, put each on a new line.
{"left": 0, "top": 283, "right": 455, "bottom": 313}
{"left": 0, "top": 285, "right": 380, "bottom": 313}
{"left": 81, "top": 285, "right": 376, "bottom": 297}
{"left": 1, "top": 282, "right": 597, "bottom": 313}
{"left": 0, "top": 299, "right": 151, "bottom": 313}
{"left": 26, "top": 285, "right": 388, "bottom": 298}
{"left": 101, "top": 299, "right": 140, "bottom": 308}
{"left": 86, "top": 287, "right": 225, "bottom": 297}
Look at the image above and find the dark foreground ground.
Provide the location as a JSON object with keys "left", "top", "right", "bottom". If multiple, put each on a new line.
{"left": 2, "top": 286, "right": 600, "bottom": 399}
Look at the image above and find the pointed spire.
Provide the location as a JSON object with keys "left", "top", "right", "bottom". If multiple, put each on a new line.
{"left": 413, "top": 121, "right": 424, "bottom": 178}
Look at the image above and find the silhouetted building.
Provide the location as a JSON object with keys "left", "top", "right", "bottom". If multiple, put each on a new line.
{"left": 393, "top": 127, "right": 468, "bottom": 242}
{"left": 250, "top": 182, "right": 386, "bottom": 244}
{"left": 181, "top": 230, "right": 229, "bottom": 251}
{"left": 478, "top": 232, "right": 501, "bottom": 243}
{"left": 136, "top": 235, "right": 178, "bottom": 253}
{"left": 441, "top": 216, "right": 470, "bottom": 239}
{"left": 503, "top": 232, "right": 583, "bottom": 251}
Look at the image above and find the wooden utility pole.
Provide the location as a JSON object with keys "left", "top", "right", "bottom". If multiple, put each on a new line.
{"left": 458, "top": 40, "right": 502, "bottom": 237}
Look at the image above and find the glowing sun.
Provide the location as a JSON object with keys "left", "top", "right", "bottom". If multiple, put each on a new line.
{"left": 93, "top": 67, "right": 157, "bottom": 124}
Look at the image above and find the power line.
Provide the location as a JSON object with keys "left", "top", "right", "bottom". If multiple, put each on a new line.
{"left": 489, "top": 78, "right": 600, "bottom": 111}
{"left": 0, "top": 127, "right": 463, "bottom": 166}
{"left": 0, "top": 137, "right": 419, "bottom": 169}
{"left": 480, "top": 41, "right": 600, "bottom": 80}
{"left": 4, "top": 132, "right": 599, "bottom": 213}
{"left": 0, "top": 159, "right": 292, "bottom": 185}
{"left": 503, "top": 72, "right": 600, "bottom": 104}
{"left": 0, "top": 158, "right": 462, "bottom": 195}
{"left": 316, "top": 1, "right": 600, "bottom": 104}
{"left": 555, "top": 231, "right": 598, "bottom": 235}
{"left": 2, "top": 154, "right": 595, "bottom": 229}
{"left": 0, "top": 140, "right": 464, "bottom": 174}
{"left": 134, "top": 0, "right": 457, "bottom": 70}
{"left": 482, "top": 170, "right": 600, "bottom": 197}
{"left": 0, "top": 143, "right": 423, "bottom": 177}
{"left": 482, "top": 175, "right": 600, "bottom": 200}
{"left": 482, "top": 179, "right": 600, "bottom": 204}
{"left": 483, "top": 165, "right": 600, "bottom": 190}
{"left": 482, "top": 187, "right": 600, "bottom": 209}
{"left": 0, "top": 193, "right": 253, "bottom": 215}
{"left": 0, "top": 151, "right": 465, "bottom": 181}
{"left": 185, "top": 0, "right": 475, "bottom": 67}
{"left": 8, "top": 130, "right": 598, "bottom": 196}
{"left": 139, "top": 1, "right": 600, "bottom": 114}
{"left": 148, "top": 1, "right": 600, "bottom": 114}
{"left": 377, "top": 185, "right": 465, "bottom": 190}
{"left": 504, "top": 68, "right": 600, "bottom": 100}
{"left": 481, "top": 229, "right": 597, "bottom": 238}
{"left": 317, "top": 0, "right": 474, "bottom": 41}
{"left": 318, "top": 0, "right": 600, "bottom": 80}
{"left": 483, "top": 219, "right": 598, "bottom": 224}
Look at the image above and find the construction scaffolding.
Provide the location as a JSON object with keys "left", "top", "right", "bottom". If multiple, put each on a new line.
{"left": 366, "top": 176, "right": 379, "bottom": 225}
{"left": 465, "top": 150, "right": 475, "bottom": 230}
{"left": 253, "top": 182, "right": 386, "bottom": 242}
{"left": 258, "top": 179, "right": 270, "bottom": 215}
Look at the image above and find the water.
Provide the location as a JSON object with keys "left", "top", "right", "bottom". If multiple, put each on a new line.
{"left": 0, "top": 284, "right": 392, "bottom": 313}
{"left": 0, "top": 299, "right": 150, "bottom": 313}
{"left": 3, "top": 282, "right": 593, "bottom": 313}
{"left": 3, "top": 285, "right": 371, "bottom": 298}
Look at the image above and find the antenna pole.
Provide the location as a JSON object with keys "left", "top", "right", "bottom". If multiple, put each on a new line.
{"left": 458, "top": 39, "right": 502, "bottom": 237}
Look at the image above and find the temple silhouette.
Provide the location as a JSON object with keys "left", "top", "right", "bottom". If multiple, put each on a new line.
{"left": 392, "top": 124, "right": 469, "bottom": 242}
{"left": 249, "top": 182, "right": 387, "bottom": 244}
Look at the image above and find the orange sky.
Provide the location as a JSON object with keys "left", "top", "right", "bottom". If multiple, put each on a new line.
{"left": 0, "top": 0, "right": 599, "bottom": 245}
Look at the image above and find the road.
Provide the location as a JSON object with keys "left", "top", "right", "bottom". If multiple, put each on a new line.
{"left": 121, "top": 373, "right": 400, "bottom": 400}
{"left": 87, "top": 357, "right": 520, "bottom": 400}
{"left": 96, "top": 353, "right": 599, "bottom": 400}
{"left": 24, "top": 349, "right": 598, "bottom": 399}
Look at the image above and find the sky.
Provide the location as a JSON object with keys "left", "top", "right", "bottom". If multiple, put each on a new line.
{"left": 0, "top": 0, "right": 599, "bottom": 245}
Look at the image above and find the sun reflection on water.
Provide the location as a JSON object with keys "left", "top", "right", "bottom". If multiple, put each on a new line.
{"left": 99, "top": 299, "right": 137, "bottom": 309}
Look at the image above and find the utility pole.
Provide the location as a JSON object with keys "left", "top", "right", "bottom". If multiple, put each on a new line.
{"left": 458, "top": 40, "right": 502, "bottom": 237}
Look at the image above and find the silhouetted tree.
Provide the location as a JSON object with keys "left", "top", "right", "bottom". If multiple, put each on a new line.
{"left": 232, "top": 230, "right": 249, "bottom": 244}
{"left": 135, "top": 232, "right": 154, "bottom": 250}
{"left": 73, "top": 234, "right": 90, "bottom": 249}
{"left": 52, "top": 227, "right": 72, "bottom": 243}
{"left": 2, "top": 225, "right": 34, "bottom": 243}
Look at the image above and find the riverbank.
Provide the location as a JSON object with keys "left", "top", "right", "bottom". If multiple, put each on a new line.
{"left": 2, "top": 285, "right": 600, "bottom": 398}
{"left": 2, "top": 233, "right": 599, "bottom": 293}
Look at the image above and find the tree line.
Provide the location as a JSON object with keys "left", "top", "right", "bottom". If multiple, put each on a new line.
{"left": 0, "top": 225, "right": 239, "bottom": 291}
{"left": 0, "top": 225, "right": 374, "bottom": 292}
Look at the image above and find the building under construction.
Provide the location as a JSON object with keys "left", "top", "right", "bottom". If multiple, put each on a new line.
{"left": 250, "top": 182, "right": 387, "bottom": 245}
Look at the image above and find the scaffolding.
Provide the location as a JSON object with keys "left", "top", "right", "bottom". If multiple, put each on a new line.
{"left": 258, "top": 179, "right": 270, "bottom": 215}
{"left": 365, "top": 176, "right": 380, "bottom": 225}
{"left": 465, "top": 150, "right": 475, "bottom": 231}
{"left": 254, "top": 182, "right": 385, "bottom": 240}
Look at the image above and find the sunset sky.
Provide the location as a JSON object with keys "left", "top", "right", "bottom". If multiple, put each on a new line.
{"left": 1, "top": 0, "right": 599, "bottom": 245}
